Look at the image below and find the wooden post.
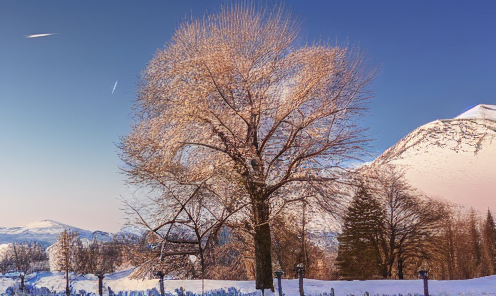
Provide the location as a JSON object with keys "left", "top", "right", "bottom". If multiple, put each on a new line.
{"left": 423, "top": 276, "right": 429, "bottom": 296}
{"left": 418, "top": 270, "right": 429, "bottom": 296}
{"left": 157, "top": 271, "right": 165, "bottom": 296}
{"left": 297, "top": 263, "right": 305, "bottom": 296}
{"left": 98, "top": 274, "right": 104, "bottom": 296}
{"left": 275, "top": 270, "right": 283, "bottom": 296}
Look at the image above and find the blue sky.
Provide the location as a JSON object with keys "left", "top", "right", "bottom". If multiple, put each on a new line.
{"left": 1, "top": 1, "right": 495, "bottom": 232}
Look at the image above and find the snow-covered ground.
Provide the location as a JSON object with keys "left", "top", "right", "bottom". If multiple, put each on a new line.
{"left": 1, "top": 270, "right": 495, "bottom": 296}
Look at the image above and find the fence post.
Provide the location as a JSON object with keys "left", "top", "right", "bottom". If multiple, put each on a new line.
{"left": 98, "top": 274, "right": 105, "bottom": 296}
{"left": 155, "top": 271, "right": 165, "bottom": 296}
{"left": 274, "top": 270, "right": 284, "bottom": 296}
{"left": 418, "top": 270, "right": 429, "bottom": 296}
{"left": 296, "top": 263, "right": 305, "bottom": 296}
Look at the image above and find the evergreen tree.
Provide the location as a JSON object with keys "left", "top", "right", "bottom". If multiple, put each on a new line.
{"left": 465, "top": 209, "right": 483, "bottom": 278}
{"left": 482, "top": 209, "right": 496, "bottom": 275}
{"left": 336, "top": 185, "right": 386, "bottom": 280}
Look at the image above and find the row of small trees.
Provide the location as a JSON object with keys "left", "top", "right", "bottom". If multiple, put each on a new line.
{"left": 431, "top": 207, "right": 496, "bottom": 280}
{"left": 0, "top": 230, "right": 121, "bottom": 296}
{"left": 49, "top": 230, "right": 122, "bottom": 296}
{"left": 0, "top": 242, "right": 48, "bottom": 290}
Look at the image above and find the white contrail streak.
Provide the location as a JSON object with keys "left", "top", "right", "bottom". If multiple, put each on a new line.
{"left": 112, "top": 80, "right": 118, "bottom": 94}
{"left": 25, "top": 33, "right": 57, "bottom": 38}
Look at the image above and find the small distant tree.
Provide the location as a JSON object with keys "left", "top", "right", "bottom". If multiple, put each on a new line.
{"left": 51, "top": 230, "right": 82, "bottom": 296}
{"left": 0, "top": 248, "right": 13, "bottom": 275}
{"left": 435, "top": 204, "right": 458, "bottom": 280}
{"left": 467, "top": 209, "right": 483, "bottom": 277}
{"left": 80, "top": 239, "right": 122, "bottom": 296}
{"left": 10, "top": 242, "right": 48, "bottom": 291}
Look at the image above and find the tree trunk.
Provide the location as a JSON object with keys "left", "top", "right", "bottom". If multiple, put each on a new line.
{"left": 20, "top": 275, "right": 25, "bottom": 292}
{"left": 98, "top": 275, "right": 104, "bottom": 296}
{"left": 397, "top": 257, "right": 404, "bottom": 279}
{"left": 253, "top": 197, "right": 274, "bottom": 291}
{"left": 158, "top": 273, "right": 165, "bottom": 296}
{"left": 65, "top": 268, "right": 70, "bottom": 296}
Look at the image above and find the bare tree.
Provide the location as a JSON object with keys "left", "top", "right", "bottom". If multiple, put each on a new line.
{"left": 0, "top": 250, "right": 12, "bottom": 276}
{"left": 4, "top": 242, "right": 48, "bottom": 291}
{"left": 124, "top": 178, "right": 248, "bottom": 296}
{"left": 361, "top": 165, "right": 446, "bottom": 279}
{"left": 50, "top": 230, "right": 82, "bottom": 296}
{"left": 79, "top": 238, "right": 122, "bottom": 296}
{"left": 119, "top": 4, "right": 376, "bottom": 291}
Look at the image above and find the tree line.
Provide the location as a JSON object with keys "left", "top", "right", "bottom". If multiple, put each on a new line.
{"left": 336, "top": 164, "right": 496, "bottom": 281}
{"left": 0, "top": 230, "right": 121, "bottom": 296}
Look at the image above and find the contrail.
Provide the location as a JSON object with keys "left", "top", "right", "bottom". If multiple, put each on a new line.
{"left": 25, "top": 33, "right": 57, "bottom": 38}
{"left": 112, "top": 80, "right": 118, "bottom": 94}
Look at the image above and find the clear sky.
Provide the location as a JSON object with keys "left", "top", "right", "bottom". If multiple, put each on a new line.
{"left": 1, "top": 1, "right": 495, "bottom": 232}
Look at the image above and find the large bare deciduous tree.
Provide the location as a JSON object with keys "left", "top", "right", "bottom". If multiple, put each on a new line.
{"left": 120, "top": 4, "right": 376, "bottom": 291}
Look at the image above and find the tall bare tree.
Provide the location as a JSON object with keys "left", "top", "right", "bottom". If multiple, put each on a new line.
{"left": 120, "top": 4, "right": 376, "bottom": 291}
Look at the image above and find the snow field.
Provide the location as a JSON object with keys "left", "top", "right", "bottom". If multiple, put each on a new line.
{"left": 2, "top": 270, "right": 496, "bottom": 296}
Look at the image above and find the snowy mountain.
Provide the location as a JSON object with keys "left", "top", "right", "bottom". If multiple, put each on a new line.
{"left": 373, "top": 104, "right": 496, "bottom": 213}
{"left": 0, "top": 219, "right": 112, "bottom": 245}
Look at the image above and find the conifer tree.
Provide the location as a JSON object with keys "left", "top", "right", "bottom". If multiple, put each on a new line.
{"left": 336, "top": 185, "right": 386, "bottom": 279}
{"left": 482, "top": 209, "right": 496, "bottom": 275}
{"left": 469, "top": 209, "right": 482, "bottom": 277}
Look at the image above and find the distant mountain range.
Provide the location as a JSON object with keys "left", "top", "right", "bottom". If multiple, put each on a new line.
{"left": 373, "top": 104, "right": 496, "bottom": 213}
{"left": 0, "top": 220, "right": 115, "bottom": 245}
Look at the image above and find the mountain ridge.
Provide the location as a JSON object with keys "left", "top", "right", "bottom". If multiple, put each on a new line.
{"left": 0, "top": 219, "right": 113, "bottom": 245}
{"left": 373, "top": 104, "right": 496, "bottom": 213}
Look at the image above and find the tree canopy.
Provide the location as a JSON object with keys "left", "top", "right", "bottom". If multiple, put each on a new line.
{"left": 120, "top": 4, "right": 376, "bottom": 291}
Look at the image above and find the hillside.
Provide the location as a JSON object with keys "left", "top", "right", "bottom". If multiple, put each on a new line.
{"left": 373, "top": 104, "right": 496, "bottom": 213}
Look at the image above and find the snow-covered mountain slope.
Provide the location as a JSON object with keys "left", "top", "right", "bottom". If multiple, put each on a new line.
{"left": 373, "top": 104, "right": 496, "bottom": 213}
{"left": 0, "top": 220, "right": 111, "bottom": 245}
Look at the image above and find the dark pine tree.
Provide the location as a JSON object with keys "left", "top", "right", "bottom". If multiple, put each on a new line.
{"left": 336, "top": 185, "right": 386, "bottom": 280}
